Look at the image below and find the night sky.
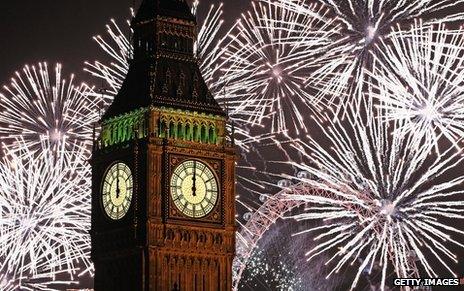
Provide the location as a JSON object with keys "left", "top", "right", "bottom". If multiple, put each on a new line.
{"left": 2, "top": 0, "right": 464, "bottom": 290}
{"left": 0, "top": 0, "right": 249, "bottom": 86}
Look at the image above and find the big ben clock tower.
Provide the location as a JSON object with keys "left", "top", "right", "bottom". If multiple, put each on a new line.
{"left": 90, "top": 0, "right": 236, "bottom": 290}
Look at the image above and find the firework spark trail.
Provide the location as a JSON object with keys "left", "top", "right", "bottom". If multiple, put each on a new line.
{"left": 0, "top": 62, "right": 107, "bottom": 157}
{"left": 84, "top": 11, "right": 134, "bottom": 97}
{"left": 277, "top": 0, "right": 464, "bottom": 107}
{"left": 234, "top": 129, "right": 291, "bottom": 219}
{"left": 0, "top": 272, "right": 17, "bottom": 291}
{"left": 367, "top": 22, "right": 464, "bottom": 152}
{"left": 217, "top": 0, "right": 338, "bottom": 135}
{"left": 193, "top": 1, "right": 226, "bottom": 89}
{"left": 0, "top": 141, "right": 93, "bottom": 288}
{"left": 272, "top": 99, "right": 464, "bottom": 290}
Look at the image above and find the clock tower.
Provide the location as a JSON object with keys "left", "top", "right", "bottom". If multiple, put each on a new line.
{"left": 90, "top": 0, "right": 236, "bottom": 290}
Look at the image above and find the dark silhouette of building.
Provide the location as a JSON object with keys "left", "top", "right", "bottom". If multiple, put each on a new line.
{"left": 90, "top": 0, "right": 236, "bottom": 290}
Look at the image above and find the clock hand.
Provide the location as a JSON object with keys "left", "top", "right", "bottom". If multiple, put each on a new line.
{"left": 192, "top": 161, "right": 196, "bottom": 197}
{"left": 116, "top": 164, "right": 120, "bottom": 199}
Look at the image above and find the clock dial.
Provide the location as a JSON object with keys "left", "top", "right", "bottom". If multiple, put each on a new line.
{"left": 170, "top": 160, "right": 219, "bottom": 218}
{"left": 101, "top": 162, "right": 133, "bottom": 220}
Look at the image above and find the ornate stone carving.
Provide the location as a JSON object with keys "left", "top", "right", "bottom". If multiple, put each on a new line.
{"left": 162, "top": 68, "right": 171, "bottom": 94}
{"left": 176, "top": 71, "right": 186, "bottom": 97}
{"left": 192, "top": 73, "right": 199, "bottom": 99}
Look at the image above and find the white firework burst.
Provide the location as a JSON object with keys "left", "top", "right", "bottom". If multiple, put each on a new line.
{"left": 218, "top": 0, "right": 337, "bottom": 135}
{"left": 193, "top": 1, "right": 226, "bottom": 89}
{"left": 84, "top": 13, "right": 134, "bottom": 97}
{"left": 278, "top": 0, "right": 464, "bottom": 105}
{"left": 274, "top": 101, "right": 464, "bottom": 290}
{"left": 0, "top": 62, "right": 107, "bottom": 157}
{"left": 368, "top": 22, "right": 464, "bottom": 152}
{"left": 0, "top": 141, "right": 93, "bottom": 288}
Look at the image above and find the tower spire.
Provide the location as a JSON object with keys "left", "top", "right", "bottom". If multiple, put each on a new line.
{"left": 102, "top": 0, "right": 225, "bottom": 120}
{"left": 133, "top": 0, "right": 195, "bottom": 24}
{"left": 91, "top": 3, "right": 235, "bottom": 290}
{"left": 131, "top": 0, "right": 197, "bottom": 60}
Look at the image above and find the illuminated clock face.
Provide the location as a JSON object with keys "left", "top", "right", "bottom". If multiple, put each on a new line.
{"left": 170, "top": 160, "right": 219, "bottom": 218}
{"left": 101, "top": 162, "right": 133, "bottom": 220}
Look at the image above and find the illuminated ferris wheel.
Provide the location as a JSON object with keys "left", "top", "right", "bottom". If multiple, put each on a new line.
{"left": 232, "top": 172, "right": 326, "bottom": 290}
{"left": 232, "top": 172, "right": 422, "bottom": 290}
